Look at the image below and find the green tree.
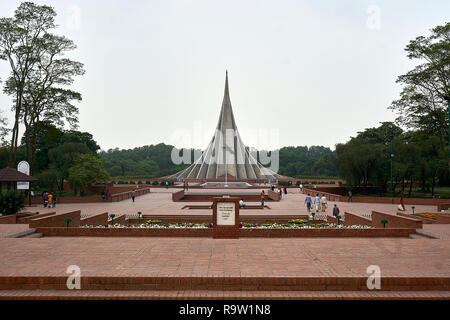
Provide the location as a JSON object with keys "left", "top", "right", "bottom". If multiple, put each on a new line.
{"left": 389, "top": 22, "right": 450, "bottom": 172}
{"left": 68, "top": 154, "right": 110, "bottom": 195}
{"left": 0, "top": 2, "right": 57, "bottom": 166}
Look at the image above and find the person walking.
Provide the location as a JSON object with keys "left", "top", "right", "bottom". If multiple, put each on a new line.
{"left": 299, "top": 183, "right": 303, "bottom": 192}
{"left": 239, "top": 199, "right": 245, "bottom": 209}
{"left": 186, "top": 182, "right": 189, "bottom": 191}
{"left": 283, "top": 186, "right": 287, "bottom": 195}
{"left": 43, "top": 191, "right": 49, "bottom": 208}
{"left": 314, "top": 194, "right": 320, "bottom": 212}
{"left": 52, "top": 192, "right": 57, "bottom": 207}
{"left": 320, "top": 194, "right": 327, "bottom": 212}
{"left": 131, "top": 190, "right": 136, "bottom": 202}
{"left": 260, "top": 191, "right": 265, "bottom": 206}
{"left": 348, "top": 191, "right": 353, "bottom": 202}
{"left": 333, "top": 204, "right": 340, "bottom": 217}
{"left": 305, "top": 194, "right": 312, "bottom": 213}
{"left": 47, "top": 192, "right": 53, "bottom": 208}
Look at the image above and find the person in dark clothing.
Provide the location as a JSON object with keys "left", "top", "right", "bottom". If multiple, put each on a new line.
{"left": 333, "top": 204, "right": 340, "bottom": 217}
{"left": 283, "top": 186, "right": 287, "bottom": 194}
{"left": 131, "top": 190, "right": 136, "bottom": 202}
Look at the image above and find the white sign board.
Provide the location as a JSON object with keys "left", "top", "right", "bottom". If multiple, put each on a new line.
{"left": 216, "top": 202, "right": 236, "bottom": 226}
{"left": 17, "top": 160, "right": 30, "bottom": 190}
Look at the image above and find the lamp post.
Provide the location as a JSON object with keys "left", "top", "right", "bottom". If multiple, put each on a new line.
{"left": 390, "top": 140, "right": 394, "bottom": 199}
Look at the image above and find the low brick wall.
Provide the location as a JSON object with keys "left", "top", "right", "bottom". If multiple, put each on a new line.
{"left": 0, "top": 214, "right": 16, "bottom": 224}
{"left": 36, "top": 227, "right": 415, "bottom": 238}
{"left": 268, "top": 190, "right": 280, "bottom": 201}
{"left": 371, "top": 211, "right": 422, "bottom": 229}
{"left": 108, "top": 214, "right": 127, "bottom": 225}
{"left": 172, "top": 190, "right": 185, "bottom": 201}
{"left": 31, "top": 197, "right": 104, "bottom": 205}
{"left": 17, "top": 212, "right": 56, "bottom": 224}
{"left": 29, "top": 210, "right": 81, "bottom": 228}
{"left": 343, "top": 212, "right": 372, "bottom": 227}
{"left": 109, "top": 188, "right": 150, "bottom": 202}
{"left": 80, "top": 212, "right": 108, "bottom": 227}
{"left": 437, "top": 203, "right": 450, "bottom": 211}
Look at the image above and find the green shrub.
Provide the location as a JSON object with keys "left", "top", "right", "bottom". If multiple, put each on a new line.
{"left": 152, "top": 181, "right": 159, "bottom": 186}
{"left": 138, "top": 181, "right": 142, "bottom": 184}
{"left": 145, "top": 181, "right": 150, "bottom": 184}
{"left": 129, "top": 181, "right": 135, "bottom": 184}
{"left": 0, "top": 190, "right": 25, "bottom": 216}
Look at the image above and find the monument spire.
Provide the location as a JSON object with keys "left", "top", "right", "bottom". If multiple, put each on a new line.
{"left": 166, "top": 72, "right": 283, "bottom": 181}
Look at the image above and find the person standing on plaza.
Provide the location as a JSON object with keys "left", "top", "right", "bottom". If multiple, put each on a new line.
{"left": 47, "top": 192, "right": 53, "bottom": 208}
{"left": 333, "top": 204, "right": 340, "bottom": 217}
{"left": 305, "top": 194, "right": 312, "bottom": 213}
{"left": 348, "top": 191, "right": 353, "bottom": 202}
{"left": 43, "top": 191, "right": 49, "bottom": 208}
{"left": 320, "top": 194, "right": 327, "bottom": 212}
{"left": 283, "top": 186, "right": 287, "bottom": 195}
{"left": 260, "top": 191, "right": 265, "bottom": 206}
{"left": 51, "top": 192, "right": 57, "bottom": 208}
{"left": 131, "top": 190, "right": 136, "bottom": 202}
{"left": 299, "top": 183, "right": 303, "bottom": 192}
{"left": 314, "top": 194, "right": 320, "bottom": 212}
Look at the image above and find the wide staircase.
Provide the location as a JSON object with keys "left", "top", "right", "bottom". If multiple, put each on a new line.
{"left": 0, "top": 276, "right": 449, "bottom": 299}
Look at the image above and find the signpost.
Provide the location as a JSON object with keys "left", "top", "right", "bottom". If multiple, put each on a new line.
{"left": 212, "top": 197, "right": 240, "bottom": 239}
{"left": 17, "top": 161, "right": 30, "bottom": 190}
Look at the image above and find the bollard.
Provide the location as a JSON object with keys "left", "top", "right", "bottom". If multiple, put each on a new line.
{"left": 64, "top": 217, "right": 72, "bottom": 229}
{"left": 412, "top": 206, "right": 415, "bottom": 215}
{"left": 110, "top": 214, "right": 116, "bottom": 225}
{"left": 138, "top": 211, "right": 142, "bottom": 224}
{"left": 311, "top": 212, "right": 315, "bottom": 224}
{"left": 381, "top": 219, "right": 388, "bottom": 228}
{"left": 337, "top": 215, "right": 341, "bottom": 225}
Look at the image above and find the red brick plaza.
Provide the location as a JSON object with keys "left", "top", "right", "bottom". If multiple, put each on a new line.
{"left": 0, "top": 189, "right": 449, "bottom": 300}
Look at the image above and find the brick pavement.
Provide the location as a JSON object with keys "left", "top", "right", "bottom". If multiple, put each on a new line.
{"left": 0, "top": 237, "right": 448, "bottom": 278}
{"left": 0, "top": 224, "right": 31, "bottom": 238}
{"left": 23, "top": 190, "right": 438, "bottom": 218}
{"left": 423, "top": 224, "right": 450, "bottom": 239}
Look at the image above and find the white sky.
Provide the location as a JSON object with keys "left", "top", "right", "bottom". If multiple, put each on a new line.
{"left": 0, "top": 0, "right": 449, "bottom": 151}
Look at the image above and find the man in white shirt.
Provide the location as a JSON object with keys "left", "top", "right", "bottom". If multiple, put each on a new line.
{"left": 239, "top": 199, "right": 245, "bottom": 208}
{"left": 320, "top": 194, "right": 327, "bottom": 212}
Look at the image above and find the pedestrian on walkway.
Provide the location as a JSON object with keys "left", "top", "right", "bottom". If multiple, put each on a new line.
{"left": 260, "top": 191, "right": 265, "bottom": 206}
{"left": 283, "top": 186, "right": 287, "bottom": 195}
{"left": 320, "top": 194, "right": 327, "bottom": 212}
{"left": 299, "top": 183, "right": 303, "bottom": 192}
{"left": 48, "top": 192, "right": 53, "bottom": 208}
{"left": 51, "top": 192, "right": 57, "bottom": 208}
{"left": 131, "top": 190, "right": 136, "bottom": 202}
{"left": 333, "top": 204, "right": 340, "bottom": 217}
{"left": 348, "top": 191, "right": 353, "bottom": 202}
{"left": 314, "top": 194, "right": 320, "bottom": 212}
{"left": 305, "top": 194, "right": 312, "bottom": 213}
{"left": 43, "top": 191, "right": 49, "bottom": 208}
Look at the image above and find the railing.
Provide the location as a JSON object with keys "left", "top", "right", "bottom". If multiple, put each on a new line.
{"left": 109, "top": 188, "right": 151, "bottom": 202}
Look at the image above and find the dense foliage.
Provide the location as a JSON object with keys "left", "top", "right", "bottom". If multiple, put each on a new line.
{"left": 0, "top": 190, "right": 25, "bottom": 215}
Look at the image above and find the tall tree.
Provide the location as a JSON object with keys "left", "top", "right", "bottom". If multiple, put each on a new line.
{"left": 1, "top": 3, "right": 84, "bottom": 172}
{"left": 0, "top": 2, "right": 56, "bottom": 166}
{"left": 389, "top": 22, "right": 450, "bottom": 172}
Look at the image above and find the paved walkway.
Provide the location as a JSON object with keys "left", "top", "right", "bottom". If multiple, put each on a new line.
{"left": 0, "top": 237, "right": 448, "bottom": 278}
{"left": 0, "top": 224, "right": 31, "bottom": 238}
{"left": 23, "top": 189, "right": 437, "bottom": 218}
{"left": 423, "top": 224, "right": 450, "bottom": 239}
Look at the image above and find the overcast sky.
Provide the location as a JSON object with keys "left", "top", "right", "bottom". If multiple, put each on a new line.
{"left": 0, "top": 0, "right": 449, "bottom": 151}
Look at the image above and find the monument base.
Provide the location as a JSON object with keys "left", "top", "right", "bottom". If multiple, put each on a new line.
{"left": 212, "top": 197, "right": 240, "bottom": 239}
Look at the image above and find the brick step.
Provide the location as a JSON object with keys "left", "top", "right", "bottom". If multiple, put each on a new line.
{"left": 21, "top": 233, "right": 43, "bottom": 238}
{"left": 409, "top": 234, "right": 429, "bottom": 239}
{"left": 0, "top": 276, "right": 448, "bottom": 291}
{"left": 0, "top": 289, "right": 449, "bottom": 300}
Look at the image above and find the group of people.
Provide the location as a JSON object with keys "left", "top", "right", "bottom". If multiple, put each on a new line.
{"left": 101, "top": 191, "right": 111, "bottom": 200}
{"left": 41, "top": 191, "right": 57, "bottom": 208}
{"left": 304, "top": 193, "right": 340, "bottom": 216}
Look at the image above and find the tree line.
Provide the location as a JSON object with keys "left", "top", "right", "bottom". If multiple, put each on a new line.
{"left": 335, "top": 22, "right": 450, "bottom": 196}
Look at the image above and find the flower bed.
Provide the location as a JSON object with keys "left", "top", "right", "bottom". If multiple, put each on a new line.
{"left": 81, "top": 220, "right": 372, "bottom": 229}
